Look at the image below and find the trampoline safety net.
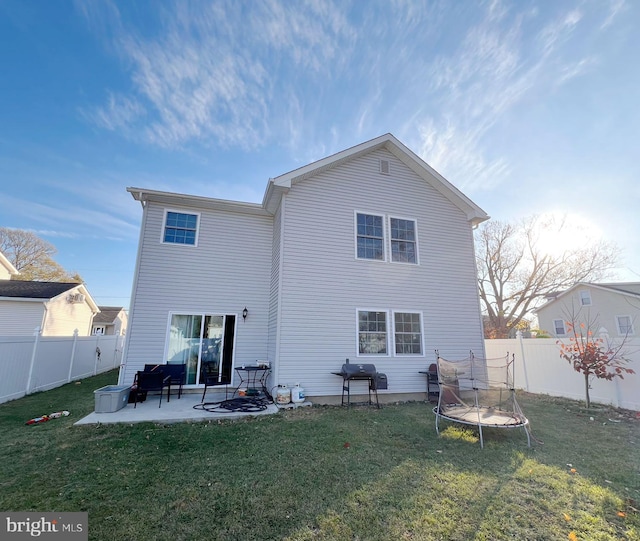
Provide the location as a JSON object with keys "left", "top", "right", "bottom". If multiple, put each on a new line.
{"left": 434, "top": 351, "right": 531, "bottom": 448}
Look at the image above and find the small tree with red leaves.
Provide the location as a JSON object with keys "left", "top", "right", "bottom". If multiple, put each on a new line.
{"left": 558, "top": 316, "right": 635, "bottom": 409}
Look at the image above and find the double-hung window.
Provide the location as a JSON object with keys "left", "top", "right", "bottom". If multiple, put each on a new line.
{"left": 356, "top": 213, "right": 385, "bottom": 261}
{"left": 579, "top": 290, "right": 592, "bottom": 306}
{"left": 616, "top": 315, "right": 634, "bottom": 336}
{"left": 553, "top": 319, "right": 566, "bottom": 336}
{"left": 163, "top": 211, "right": 199, "bottom": 245}
{"left": 390, "top": 217, "right": 417, "bottom": 264}
{"left": 393, "top": 311, "right": 423, "bottom": 354}
{"left": 355, "top": 213, "right": 418, "bottom": 263}
{"left": 358, "top": 310, "right": 388, "bottom": 354}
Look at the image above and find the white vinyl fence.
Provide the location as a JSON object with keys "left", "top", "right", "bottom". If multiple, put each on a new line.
{"left": 484, "top": 334, "right": 640, "bottom": 411}
{"left": 0, "top": 329, "right": 124, "bottom": 405}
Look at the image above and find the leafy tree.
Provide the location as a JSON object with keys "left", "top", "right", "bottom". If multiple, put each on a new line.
{"left": 0, "top": 227, "right": 82, "bottom": 283}
{"left": 557, "top": 310, "right": 635, "bottom": 409}
{"left": 476, "top": 215, "right": 619, "bottom": 339}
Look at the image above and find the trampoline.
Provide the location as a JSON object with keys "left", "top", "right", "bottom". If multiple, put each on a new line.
{"left": 433, "top": 351, "right": 531, "bottom": 448}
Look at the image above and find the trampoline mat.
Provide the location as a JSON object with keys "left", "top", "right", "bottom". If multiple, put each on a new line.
{"left": 437, "top": 405, "right": 528, "bottom": 428}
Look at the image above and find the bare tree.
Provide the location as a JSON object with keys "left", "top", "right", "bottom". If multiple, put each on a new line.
{"left": 476, "top": 215, "right": 619, "bottom": 338}
{"left": 0, "top": 227, "right": 82, "bottom": 283}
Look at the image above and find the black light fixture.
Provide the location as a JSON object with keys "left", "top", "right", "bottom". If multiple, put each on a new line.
{"left": 242, "top": 307, "right": 248, "bottom": 321}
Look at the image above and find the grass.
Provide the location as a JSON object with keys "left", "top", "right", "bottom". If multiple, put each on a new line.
{"left": 0, "top": 370, "right": 638, "bottom": 541}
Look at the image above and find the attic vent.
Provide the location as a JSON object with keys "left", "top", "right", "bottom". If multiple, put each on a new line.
{"left": 68, "top": 293, "right": 85, "bottom": 304}
{"left": 379, "top": 159, "right": 390, "bottom": 175}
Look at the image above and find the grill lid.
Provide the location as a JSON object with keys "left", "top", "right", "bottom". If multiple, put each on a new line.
{"left": 340, "top": 363, "right": 377, "bottom": 377}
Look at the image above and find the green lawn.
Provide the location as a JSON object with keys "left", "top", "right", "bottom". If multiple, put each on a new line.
{"left": 1, "top": 370, "right": 638, "bottom": 541}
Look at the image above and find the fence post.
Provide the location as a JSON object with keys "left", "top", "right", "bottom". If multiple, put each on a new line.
{"left": 599, "top": 327, "right": 621, "bottom": 408}
{"left": 94, "top": 333, "right": 101, "bottom": 376}
{"left": 68, "top": 329, "right": 79, "bottom": 383}
{"left": 26, "top": 326, "right": 41, "bottom": 395}
{"left": 517, "top": 330, "right": 530, "bottom": 392}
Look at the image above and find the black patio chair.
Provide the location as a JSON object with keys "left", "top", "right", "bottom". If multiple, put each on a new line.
{"left": 200, "top": 361, "right": 229, "bottom": 402}
{"left": 144, "top": 363, "right": 186, "bottom": 399}
{"left": 134, "top": 370, "right": 171, "bottom": 408}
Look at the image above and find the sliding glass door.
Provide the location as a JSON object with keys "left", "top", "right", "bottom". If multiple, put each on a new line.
{"left": 166, "top": 313, "right": 235, "bottom": 385}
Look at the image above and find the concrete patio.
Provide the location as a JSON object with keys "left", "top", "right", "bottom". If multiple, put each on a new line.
{"left": 75, "top": 389, "right": 283, "bottom": 425}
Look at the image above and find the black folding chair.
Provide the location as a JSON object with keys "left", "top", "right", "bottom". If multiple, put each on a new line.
{"left": 144, "top": 363, "right": 186, "bottom": 399}
{"left": 200, "top": 361, "right": 229, "bottom": 402}
{"left": 134, "top": 370, "right": 171, "bottom": 408}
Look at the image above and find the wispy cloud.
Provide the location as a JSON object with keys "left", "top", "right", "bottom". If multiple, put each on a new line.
{"left": 600, "top": 0, "right": 626, "bottom": 29}
{"left": 79, "top": 0, "right": 354, "bottom": 150}
{"left": 407, "top": 3, "right": 594, "bottom": 191}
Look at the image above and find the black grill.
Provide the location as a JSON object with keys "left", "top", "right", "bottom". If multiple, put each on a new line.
{"left": 332, "top": 361, "right": 387, "bottom": 408}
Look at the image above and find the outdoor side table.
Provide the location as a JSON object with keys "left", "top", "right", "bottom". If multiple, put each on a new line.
{"left": 233, "top": 366, "right": 271, "bottom": 398}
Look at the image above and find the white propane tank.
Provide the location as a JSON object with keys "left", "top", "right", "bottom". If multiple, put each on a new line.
{"left": 276, "top": 385, "right": 291, "bottom": 405}
{"left": 291, "top": 383, "right": 305, "bottom": 404}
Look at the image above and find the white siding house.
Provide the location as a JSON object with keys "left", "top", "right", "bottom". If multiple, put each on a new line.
{"left": 0, "top": 281, "right": 100, "bottom": 336}
{"left": 120, "top": 134, "right": 489, "bottom": 401}
{"left": 536, "top": 282, "right": 640, "bottom": 339}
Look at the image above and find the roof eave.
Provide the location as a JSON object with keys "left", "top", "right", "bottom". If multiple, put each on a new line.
{"left": 127, "top": 187, "right": 270, "bottom": 217}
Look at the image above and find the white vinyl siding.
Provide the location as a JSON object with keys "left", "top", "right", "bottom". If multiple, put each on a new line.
{"left": 537, "top": 286, "right": 640, "bottom": 344}
{"left": 123, "top": 202, "right": 273, "bottom": 385}
{"left": 0, "top": 301, "right": 45, "bottom": 336}
{"left": 276, "top": 148, "right": 485, "bottom": 396}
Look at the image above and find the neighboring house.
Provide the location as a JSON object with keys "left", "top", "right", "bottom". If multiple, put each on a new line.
{"left": 536, "top": 282, "right": 640, "bottom": 338}
{"left": 0, "top": 250, "right": 19, "bottom": 280}
{"left": 0, "top": 280, "right": 100, "bottom": 336}
{"left": 92, "top": 306, "right": 128, "bottom": 336}
{"left": 120, "top": 134, "right": 490, "bottom": 401}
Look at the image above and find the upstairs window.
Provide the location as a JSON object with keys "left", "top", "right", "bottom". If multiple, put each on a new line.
{"left": 616, "top": 315, "right": 634, "bottom": 336}
{"left": 163, "top": 211, "right": 199, "bottom": 245}
{"left": 553, "top": 319, "right": 566, "bottom": 336}
{"left": 579, "top": 290, "right": 592, "bottom": 306}
{"left": 390, "top": 217, "right": 417, "bottom": 264}
{"left": 356, "top": 213, "right": 385, "bottom": 261}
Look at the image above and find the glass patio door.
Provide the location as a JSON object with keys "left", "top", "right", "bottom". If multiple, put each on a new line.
{"left": 166, "top": 313, "right": 234, "bottom": 385}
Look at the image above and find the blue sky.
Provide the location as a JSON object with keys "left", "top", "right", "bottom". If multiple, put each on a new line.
{"left": 1, "top": 0, "right": 638, "bottom": 308}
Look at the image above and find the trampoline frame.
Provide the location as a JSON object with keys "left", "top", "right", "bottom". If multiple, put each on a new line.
{"left": 433, "top": 351, "right": 531, "bottom": 448}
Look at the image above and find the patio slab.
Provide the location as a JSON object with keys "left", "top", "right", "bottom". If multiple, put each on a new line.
{"left": 75, "top": 390, "right": 280, "bottom": 425}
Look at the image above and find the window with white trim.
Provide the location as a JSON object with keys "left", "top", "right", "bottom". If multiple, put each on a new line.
{"left": 390, "top": 217, "right": 417, "bottom": 264}
{"left": 163, "top": 211, "right": 199, "bottom": 245}
{"left": 553, "top": 319, "right": 566, "bottom": 336}
{"left": 356, "top": 213, "right": 385, "bottom": 261}
{"left": 358, "top": 310, "right": 388, "bottom": 354}
{"left": 393, "top": 311, "right": 423, "bottom": 354}
{"left": 616, "top": 315, "right": 634, "bottom": 336}
{"left": 579, "top": 290, "right": 592, "bottom": 306}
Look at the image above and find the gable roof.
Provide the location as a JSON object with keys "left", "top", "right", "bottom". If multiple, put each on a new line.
{"left": 0, "top": 251, "right": 19, "bottom": 277}
{"left": 93, "top": 306, "right": 126, "bottom": 325}
{"left": 262, "top": 133, "right": 490, "bottom": 225}
{"left": 536, "top": 281, "right": 640, "bottom": 312}
{"left": 0, "top": 280, "right": 100, "bottom": 312}
{"left": 128, "top": 134, "right": 489, "bottom": 227}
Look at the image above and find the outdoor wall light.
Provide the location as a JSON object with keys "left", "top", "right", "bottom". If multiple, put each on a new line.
{"left": 242, "top": 307, "right": 248, "bottom": 321}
